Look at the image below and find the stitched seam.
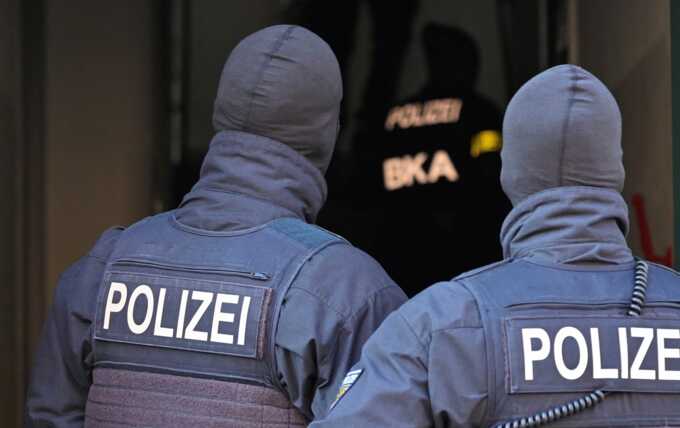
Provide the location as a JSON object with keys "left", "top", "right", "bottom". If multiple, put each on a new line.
{"left": 648, "top": 261, "right": 680, "bottom": 277}
{"left": 345, "top": 284, "right": 400, "bottom": 321}
{"left": 397, "top": 312, "right": 429, "bottom": 352}
{"left": 558, "top": 66, "right": 580, "bottom": 186}
{"left": 430, "top": 325, "right": 484, "bottom": 334}
{"left": 242, "top": 26, "right": 296, "bottom": 132}
{"left": 287, "top": 274, "right": 398, "bottom": 322}
{"left": 284, "top": 286, "right": 347, "bottom": 319}
{"left": 457, "top": 279, "right": 495, "bottom": 426}
{"left": 454, "top": 259, "right": 512, "bottom": 280}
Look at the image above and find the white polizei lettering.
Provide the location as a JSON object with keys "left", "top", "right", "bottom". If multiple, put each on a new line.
{"left": 619, "top": 327, "right": 629, "bottom": 379}
{"left": 590, "top": 328, "right": 618, "bottom": 379}
{"left": 210, "top": 293, "right": 239, "bottom": 344}
{"left": 175, "top": 289, "right": 188, "bottom": 339}
{"left": 184, "top": 291, "right": 212, "bottom": 341}
{"left": 237, "top": 296, "right": 251, "bottom": 346}
{"left": 127, "top": 285, "right": 154, "bottom": 335}
{"left": 522, "top": 328, "right": 551, "bottom": 381}
{"left": 554, "top": 327, "right": 588, "bottom": 380}
{"left": 657, "top": 329, "right": 680, "bottom": 380}
{"left": 630, "top": 327, "right": 656, "bottom": 380}
{"left": 103, "top": 282, "right": 128, "bottom": 330}
{"left": 153, "top": 288, "right": 174, "bottom": 338}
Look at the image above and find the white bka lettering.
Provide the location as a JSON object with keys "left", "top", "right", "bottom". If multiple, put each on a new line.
{"left": 522, "top": 326, "right": 680, "bottom": 381}
{"left": 383, "top": 150, "right": 459, "bottom": 191}
{"left": 103, "top": 282, "right": 252, "bottom": 345}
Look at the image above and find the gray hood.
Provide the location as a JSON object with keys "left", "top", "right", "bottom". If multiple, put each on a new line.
{"left": 499, "top": 65, "right": 633, "bottom": 266}
{"left": 212, "top": 25, "right": 342, "bottom": 174}
{"left": 500, "top": 186, "right": 633, "bottom": 265}
{"left": 501, "top": 64, "right": 624, "bottom": 205}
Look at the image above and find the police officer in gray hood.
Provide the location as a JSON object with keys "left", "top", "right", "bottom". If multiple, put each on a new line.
{"left": 311, "top": 65, "right": 680, "bottom": 427}
{"left": 26, "top": 25, "right": 406, "bottom": 427}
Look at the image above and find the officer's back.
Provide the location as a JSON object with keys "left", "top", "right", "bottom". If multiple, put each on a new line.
{"left": 311, "top": 65, "right": 680, "bottom": 427}
{"left": 26, "top": 25, "right": 406, "bottom": 428}
{"left": 371, "top": 23, "right": 510, "bottom": 295}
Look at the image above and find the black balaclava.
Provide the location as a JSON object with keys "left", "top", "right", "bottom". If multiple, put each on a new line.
{"left": 422, "top": 22, "right": 480, "bottom": 94}
{"left": 501, "top": 64, "right": 625, "bottom": 205}
{"left": 212, "top": 25, "right": 343, "bottom": 174}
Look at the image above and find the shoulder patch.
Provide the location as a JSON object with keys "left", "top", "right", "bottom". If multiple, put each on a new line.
{"left": 330, "top": 369, "right": 364, "bottom": 411}
{"left": 454, "top": 258, "right": 512, "bottom": 281}
{"left": 270, "top": 217, "right": 346, "bottom": 249}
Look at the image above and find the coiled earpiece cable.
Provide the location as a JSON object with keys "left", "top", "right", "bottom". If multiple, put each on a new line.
{"left": 493, "top": 260, "right": 649, "bottom": 428}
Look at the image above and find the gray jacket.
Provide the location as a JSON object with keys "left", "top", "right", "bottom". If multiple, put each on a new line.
{"left": 312, "top": 186, "right": 680, "bottom": 427}
{"left": 26, "top": 130, "right": 406, "bottom": 427}
{"left": 28, "top": 24, "right": 406, "bottom": 427}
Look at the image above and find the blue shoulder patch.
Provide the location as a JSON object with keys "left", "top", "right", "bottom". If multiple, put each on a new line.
{"left": 454, "top": 258, "right": 512, "bottom": 281}
{"left": 270, "top": 217, "right": 345, "bottom": 249}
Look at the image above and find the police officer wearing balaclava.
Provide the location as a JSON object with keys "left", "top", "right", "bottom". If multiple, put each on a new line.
{"left": 26, "top": 26, "right": 406, "bottom": 427}
{"left": 311, "top": 65, "right": 680, "bottom": 427}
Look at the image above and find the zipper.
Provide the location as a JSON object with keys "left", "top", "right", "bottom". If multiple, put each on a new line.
{"left": 113, "top": 258, "right": 270, "bottom": 281}
{"left": 506, "top": 301, "right": 680, "bottom": 311}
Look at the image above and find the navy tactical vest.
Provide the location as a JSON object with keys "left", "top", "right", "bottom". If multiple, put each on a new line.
{"left": 457, "top": 259, "right": 680, "bottom": 427}
{"left": 85, "top": 212, "right": 343, "bottom": 427}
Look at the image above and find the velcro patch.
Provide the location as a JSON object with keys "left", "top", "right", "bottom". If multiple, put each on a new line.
{"left": 94, "top": 271, "right": 272, "bottom": 359}
{"left": 505, "top": 316, "right": 680, "bottom": 394}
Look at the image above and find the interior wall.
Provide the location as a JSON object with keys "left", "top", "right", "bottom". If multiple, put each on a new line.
{"left": 45, "top": 0, "right": 163, "bottom": 296}
{"left": 187, "top": 0, "right": 279, "bottom": 159}
{"left": 576, "top": 0, "right": 673, "bottom": 263}
{"left": 0, "top": 0, "right": 23, "bottom": 424}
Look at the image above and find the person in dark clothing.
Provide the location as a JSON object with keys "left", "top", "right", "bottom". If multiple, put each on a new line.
{"left": 282, "top": 0, "right": 420, "bottom": 128}
{"left": 312, "top": 65, "right": 680, "bottom": 427}
{"left": 370, "top": 23, "right": 511, "bottom": 296}
{"left": 26, "top": 25, "right": 406, "bottom": 428}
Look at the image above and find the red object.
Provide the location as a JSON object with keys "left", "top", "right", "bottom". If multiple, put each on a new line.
{"left": 631, "top": 193, "right": 673, "bottom": 266}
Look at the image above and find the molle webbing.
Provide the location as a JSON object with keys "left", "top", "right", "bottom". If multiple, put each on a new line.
{"left": 85, "top": 368, "right": 307, "bottom": 428}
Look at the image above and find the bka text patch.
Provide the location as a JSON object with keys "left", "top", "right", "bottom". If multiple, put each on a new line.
{"left": 94, "top": 272, "right": 272, "bottom": 359}
{"left": 505, "top": 316, "right": 680, "bottom": 394}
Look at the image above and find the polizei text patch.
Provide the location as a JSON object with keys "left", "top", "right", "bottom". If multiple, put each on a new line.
{"left": 94, "top": 271, "right": 272, "bottom": 359}
{"left": 505, "top": 316, "right": 680, "bottom": 394}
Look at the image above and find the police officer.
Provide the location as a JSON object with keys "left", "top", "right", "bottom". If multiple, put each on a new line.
{"left": 371, "top": 23, "right": 510, "bottom": 295}
{"left": 26, "top": 25, "right": 406, "bottom": 427}
{"left": 311, "top": 65, "right": 680, "bottom": 427}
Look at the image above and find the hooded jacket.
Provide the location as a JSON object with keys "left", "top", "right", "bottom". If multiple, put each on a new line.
{"left": 26, "top": 25, "right": 406, "bottom": 428}
{"left": 312, "top": 65, "right": 680, "bottom": 427}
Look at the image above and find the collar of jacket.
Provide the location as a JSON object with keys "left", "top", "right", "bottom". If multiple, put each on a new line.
{"left": 175, "top": 130, "right": 327, "bottom": 231}
{"left": 500, "top": 186, "right": 633, "bottom": 265}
